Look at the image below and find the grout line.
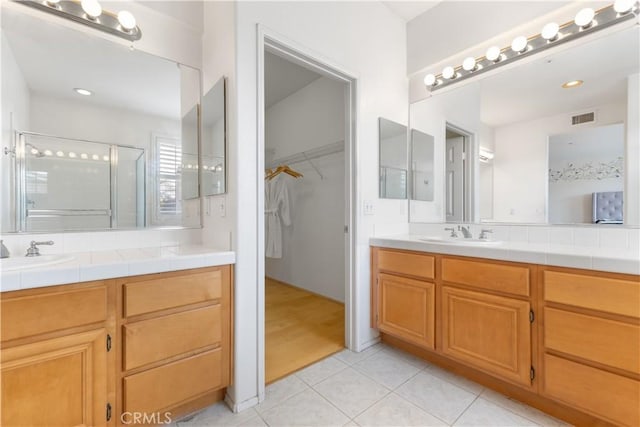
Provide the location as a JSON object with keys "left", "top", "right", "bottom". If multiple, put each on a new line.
{"left": 450, "top": 394, "right": 481, "bottom": 426}
{"left": 308, "top": 383, "right": 366, "bottom": 421}
{"left": 478, "top": 390, "right": 557, "bottom": 427}
{"left": 389, "top": 390, "right": 452, "bottom": 426}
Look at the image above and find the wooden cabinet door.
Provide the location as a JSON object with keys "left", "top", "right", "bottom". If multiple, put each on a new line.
{"left": 441, "top": 286, "right": 531, "bottom": 386}
{"left": 1, "top": 329, "right": 108, "bottom": 427}
{"left": 378, "top": 273, "right": 435, "bottom": 349}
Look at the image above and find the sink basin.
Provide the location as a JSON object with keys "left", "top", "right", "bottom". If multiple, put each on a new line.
{"left": 417, "top": 236, "right": 502, "bottom": 246}
{"left": 0, "top": 254, "right": 75, "bottom": 272}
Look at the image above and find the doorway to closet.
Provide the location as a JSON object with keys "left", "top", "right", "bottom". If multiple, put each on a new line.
{"left": 262, "top": 46, "right": 350, "bottom": 384}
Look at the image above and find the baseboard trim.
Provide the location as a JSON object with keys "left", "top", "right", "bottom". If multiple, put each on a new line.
{"left": 225, "top": 393, "right": 259, "bottom": 413}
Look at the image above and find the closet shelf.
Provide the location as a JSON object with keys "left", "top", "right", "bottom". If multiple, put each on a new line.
{"left": 267, "top": 141, "right": 344, "bottom": 170}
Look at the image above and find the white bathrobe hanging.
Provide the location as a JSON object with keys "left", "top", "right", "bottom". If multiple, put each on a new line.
{"left": 265, "top": 174, "right": 291, "bottom": 258}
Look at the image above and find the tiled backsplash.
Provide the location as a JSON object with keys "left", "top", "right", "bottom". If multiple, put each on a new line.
{"left": 0, "top": 228, "right": 203, "bottom": 256}
{"left": 406, "top": 223, "right": 640, "bottom": 252}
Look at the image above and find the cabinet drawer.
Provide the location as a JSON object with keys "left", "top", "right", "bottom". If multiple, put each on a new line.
{"left": 1, "top": 284, "right": 107, "bottom": 342}
{"left": 543, "top": 354, "right": 640, "bottom": 426}
{"left": 544, "top": 307, "right": 640, "bottom": 374}
{"left": 123, "top": 269, "right": 224, "bottom": 317}
{"left": 442, "top": 258, "right": 529, "bottom": 297}
{"left": 544, "top": 271, "right": 640, "bottom": 318}
{"left": 124, "top": 348, "right": 223, "bottom": 414}
{"left": 123, "top": 305, "right": 222, "bottom": 371}
{"left": 378, "top": 273, "right": 435, "bottom": 349}
{"left": 377, "top": 249, "right": 434, "bottom": 280}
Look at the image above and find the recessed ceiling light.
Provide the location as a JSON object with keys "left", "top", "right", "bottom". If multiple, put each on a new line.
{"left": 562, "top": 80, "right": 584, "bottom": 88}
{"left": 74, "top": 88, "right": 93, "bottom": 96}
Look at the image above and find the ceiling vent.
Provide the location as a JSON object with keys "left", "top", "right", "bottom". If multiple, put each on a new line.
{"left": 571, "top": 111, "right": 596, "bottom": 125}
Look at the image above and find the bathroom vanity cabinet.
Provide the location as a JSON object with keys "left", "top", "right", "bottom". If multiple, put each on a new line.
{"left": 1, "top": 265, "right": 233, "bottom": 427}
{"left": 371, "top": 247, "right": 640, "bottom": 426}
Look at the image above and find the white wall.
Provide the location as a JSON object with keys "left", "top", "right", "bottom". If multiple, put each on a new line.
{"left": 1, "top": 32, "right": 30, "bottom": 232}
{"left": 227, "top": 1, "right": 407, "bottom": 410}
{"left": 492, "top": 102, "right": 625, "bottom": 223}
{"left": 265, "top": 77, "right": 345, "bottom": 302}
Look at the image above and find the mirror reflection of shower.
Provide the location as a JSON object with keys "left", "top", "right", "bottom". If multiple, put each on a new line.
{"left": 6, "top": 131, "right": 146, "bottom": 232}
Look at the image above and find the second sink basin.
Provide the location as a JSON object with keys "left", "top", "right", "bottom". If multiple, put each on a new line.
{"left": 0, "top": 254, "right": 75, "bottom": 272}
{"left": 418, "top": 236, "right": 502, "bottom": 246}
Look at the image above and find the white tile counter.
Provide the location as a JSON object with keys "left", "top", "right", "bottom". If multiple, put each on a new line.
{"left": 0, "top": 245, "right": 235, "bottom": 292}
{"left": 370, "top": 234, "right": 640, "bottom": 275}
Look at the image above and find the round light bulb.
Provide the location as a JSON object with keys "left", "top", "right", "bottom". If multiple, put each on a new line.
{"left": 511, "top": 36, "right": 528, "bottom": 53}
{"left": 92, "top": 154, "right": 99, "bottom": 160}
{"left": 68, "top": 152, "right": 77, "bottom": 158}
{"left": 80, "top": 153, "right": 88, "bottom": 159}
{"left": 442, "top": 66, "right": 455, "bottom": 80}
{"left": 81, "top": 0, "right": 102, "bottom": 19}
{"left": 30, "top": 148, "right": 39, "bottom": 155}
{"left": 423, "top": 73, "right": 436, "bottom": 86}
{"left": 574, "top": 8, "right": 595, "bottom": 28}
{"left": 614, "top": 0, "right": 635, "bottom": 14}
{"left": 56, "top": 151, "right": 64, "bottom": 157}
{"left": 117, "top": 10, "right": 136, "bottom": 31}
{"left": 103, "top": 155, "right": 110, "bottom": 162}
{"left": 44, "top": 150, "right": 52, "bottom": 156}
{"left": 45, "top": 0, "right": 60, "bottom": 6}
{"left": 541, "top": 22, "right": 560, "bottom": 41}
{"left": 486, "top": 46, "right": 501, "bottom": 62}
{"left": 462, "top": 57, "right": 477, "bottom": 72}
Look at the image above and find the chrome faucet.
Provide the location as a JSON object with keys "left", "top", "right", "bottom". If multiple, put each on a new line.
{"left": 444, "top": 227, "right": 458, "bottom": 238}
{"left": 1, "top": 240, "right": 9, "bottom": 258}
{"left": 458, "top": 225, "right": 472, "bottom": 238}
{"left": 25, "top": 240, "right": 54, "bottom": 257}
{"left": 479, "top": 229, "right": 493, "bottom": 240}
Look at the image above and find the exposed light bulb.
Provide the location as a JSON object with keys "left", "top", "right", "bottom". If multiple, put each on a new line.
{"left": 574, "top": 8, "right": 595, "bottom": 28}
{"left": 423, "top": 74, "right": 437, "bottom": 86}
{"left": 56, "top": 151, "right": 64, "bottom": 157}
{"left": 81, "top": 0, "right": 102, "bottom": 19}
{"left": 614, "top": 0, "right": 635, "bottom": 14}
{"left": 486, "top": 46, "right": 501, "bottom": 62}
{"left": 44, "top": 150, "right": 53, "bottom": 156}
{"left": 203, "top": 165, "right": 209, "bottom": 170}
{"left": 462, "top": 57, "right": 477, "bottom": 72}
{"left": 92, "top": 154, "right": 99, "bottom": 160}
{"left": 511, "top": 36, "right": 528, "bottom": 53}
{"left": 30, "top": 148, "right": 39, "bottom": 155}
{"left": 442, "top": 66, "right": 455, "bottom": 80}
{"left": 117, "top": 10, "right": 136, "bottom": 31}
{"left": 541, "top": 22, "right": 560, "bottom": 41}
{"left": 45, "top": 0, "right": 60, "bottom": 6}
{"left": 103, "top": 155, "right": 110, "bottom": 161}
{"left": 68, "top": 152, "right": 77, "bottom": 158}
{"left": 80, "top": 153, "right": 88, "bottom": 159}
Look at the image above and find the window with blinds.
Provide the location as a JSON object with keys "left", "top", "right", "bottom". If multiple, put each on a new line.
{"left": 155, "top": 137, "right": 182, "bottom": 218}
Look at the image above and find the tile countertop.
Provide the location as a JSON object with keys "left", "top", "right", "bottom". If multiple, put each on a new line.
{"left": 0, "top": 245, "right": 236, "bottom": 292}
{"left": 370, "top": 235, "right": 640, "bottom": 275}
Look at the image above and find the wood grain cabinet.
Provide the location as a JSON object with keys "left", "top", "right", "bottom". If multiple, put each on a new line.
{"left": 0, "top": 265, "right": 233, "bottom": 427}
{"left": 372, "top": 249, "right": 435, "bottom": 350}
{"left": 1, "top": 281, "right": 112, "bottom": 427}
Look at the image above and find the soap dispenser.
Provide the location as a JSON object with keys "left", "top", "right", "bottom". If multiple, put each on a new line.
{"left": 1, "top": 240, "right": 9, "bottom": 258}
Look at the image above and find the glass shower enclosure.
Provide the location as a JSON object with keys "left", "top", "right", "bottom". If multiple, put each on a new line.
{"left": 15, "top": 132, "right": 145, "bottom": 232}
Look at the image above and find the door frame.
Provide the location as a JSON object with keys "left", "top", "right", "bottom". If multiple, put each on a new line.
{"left": 256, "top": 25, "right": 357, "bottom": 400}
{"left": 445, "top": 122, "right": 477, "bottom": 222}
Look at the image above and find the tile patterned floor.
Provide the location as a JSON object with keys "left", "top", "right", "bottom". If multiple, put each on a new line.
{"left": 176, "top": 343, "right": 570, "bottom": 427}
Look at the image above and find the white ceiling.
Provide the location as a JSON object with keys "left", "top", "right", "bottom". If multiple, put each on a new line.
{"left": 382, "top": 1, "right": 441, "bottom": 22}
{"left": 3, "top": 8, "right": 182, "bottom": 119}
{"left": 265, "top": 52, "right": 322, "bottom": 108}
{"left": 132, "top": 0, "right": 204, "bottom": 32}
{"left": 480, "top": 26, "right": 639, "bottom": 127}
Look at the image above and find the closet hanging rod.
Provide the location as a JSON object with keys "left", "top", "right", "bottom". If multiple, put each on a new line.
{"left": 267, "top": 140, "right": 344, "bottom": 169}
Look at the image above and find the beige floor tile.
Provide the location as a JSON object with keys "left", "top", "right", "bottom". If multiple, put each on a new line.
{"left": 297, "top": 356, "right": 349, "bottom": 386}
{"left": 353, "top": 350, "right": 422, "bottom": 389}
{"left": 480, "top": 389, "right": 571, "bottom": 426}
{"left": 176, "top": 402, "right": 258, "bottom": 426}
{"left": 426, "top": 365, "right": 484, "bottom": 395}
{"left": 334, "top": 343, "right": 384, "bottom": 366}
{"left": 256, "top": 374, "right": 310, "bottom": 414}
{"left": 354, "top": 393, "right": 448, "bottom": 427}
{"left": 453, "top": 398, "right": 538, "bottom": 426}
{"left": 260, "top": 388, "right": 350, "bottom": 426}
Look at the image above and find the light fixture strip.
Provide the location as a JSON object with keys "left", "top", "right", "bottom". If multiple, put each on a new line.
{"left": 425, "top": 2, "right": 637, "bottom": 92}
{"left": 17, "top": 0, "right": 142, "bottom": 42}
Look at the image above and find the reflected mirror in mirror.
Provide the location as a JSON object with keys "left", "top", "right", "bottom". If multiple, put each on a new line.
{"left": 201, "top": 77, "right": 227, "bottom": 196}
{"left": 410, "top": 129, "right": 434, "bottom": 202}
{"left": 379, "top": 118, "right": 407, "bottom": 199}
{"left": 1, "top": 5, "right": 201, "bottom": 232}
{"left": 409, "top": 24, "right": 638, "bottom": 225}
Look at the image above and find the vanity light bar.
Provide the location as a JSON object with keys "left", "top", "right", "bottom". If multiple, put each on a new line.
{"left": 424, "top": 1, "right": 638, "bottom": 92}
{"left": 18, "top": 0, "right": 142, "bottom": 42}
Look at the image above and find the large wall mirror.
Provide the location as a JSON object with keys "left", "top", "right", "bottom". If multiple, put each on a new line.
{"left": 409, "top": 23, "right": 639, "bottom": 226}
{"left": 1, "top": 5, "right": 201, "bottom": 233}
{"left": 201, "top": 77, "right": 227, "bottom": 196}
